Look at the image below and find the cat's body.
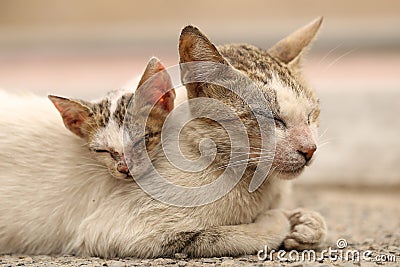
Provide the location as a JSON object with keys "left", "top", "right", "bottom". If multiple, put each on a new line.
{"left": 0, "top": 19, "right": 327, "bottom": 257}
{"left": 0, "top": 91, "right": 118, "bottom": 253}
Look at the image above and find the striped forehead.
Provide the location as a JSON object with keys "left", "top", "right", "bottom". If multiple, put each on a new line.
{"left": 269, "top": 74, "right": 313, "bottom": 120}
{"left": 106, "top": 89, "right": 128, "bottom": 111}
{"left": 89, "top": 90, "right": 134, "bottom": 128}
{"left": 91, "top": 98, "right": 111, "bottom": 127}
{"left": 110, "top": 91, "right": 134, "bottom": 127}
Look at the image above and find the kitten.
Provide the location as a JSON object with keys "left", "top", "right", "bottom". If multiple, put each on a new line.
{"left": 48, "top": 58, "right": 175, "bottom": 181}
{"left": 0, "top": 58, "right": 175, "bottom": 254}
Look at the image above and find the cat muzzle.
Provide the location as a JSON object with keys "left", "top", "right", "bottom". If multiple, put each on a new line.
{"left": 297, "top": 144, "right": 317, "bottom": 163}
{"left": 117, "top": 161, "right": 130, "bottom": 175}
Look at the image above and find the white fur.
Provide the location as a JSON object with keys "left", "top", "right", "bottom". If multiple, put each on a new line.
{"left": 271, "top": 74, "right": 310, "bottom": 124}
{"left": 269, "top": 74, "right": 319, "bottom": 178}
{"left": 0, "top": 92, "right": 117, "bottom": 254}
{"left": 106, "top": 89, "right": 130, "bottom": 114}
{"left": 90, "top": 89, "right": 132, "bottom": 180}
{"left": 94, "top": 120, "right": 124, "bottom": 154}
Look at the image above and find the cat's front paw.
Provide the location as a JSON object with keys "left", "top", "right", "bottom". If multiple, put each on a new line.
{"left": 283, "top": 208, "right": 327, "bottom": 250}
{"left": 254, "top": 209, "right": 291, "bottom": 249}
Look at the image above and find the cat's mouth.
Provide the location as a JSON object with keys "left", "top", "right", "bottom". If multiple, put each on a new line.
{"left": 122, "top": 172, "right": 133, "bottom": 178}
{"left": 118, "top": 169, "right": 133, "bottom": 180}
{"left": 110, "top": 169, "right": 133, "bottom": 181}
{"left": 273, "top": 163, "right": 306, "bottom": 180}
{"left": 110, "top": 161, "right": 133, "bottom": 180}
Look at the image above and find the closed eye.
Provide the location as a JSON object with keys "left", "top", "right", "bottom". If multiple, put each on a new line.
{"left": 93, "top": 149, "right": 110, "bottom": 153}
{"left": 274, "top": 117, "right": 286, "bottom": 128}
{"left": 307, "top": 108, "right": 317, "bottom": 125}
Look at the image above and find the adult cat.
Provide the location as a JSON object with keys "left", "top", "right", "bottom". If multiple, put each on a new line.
{"left": 91, "top": 18, "right": 325, "bottom": 257}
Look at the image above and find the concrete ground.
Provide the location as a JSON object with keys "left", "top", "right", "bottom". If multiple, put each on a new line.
{"left": 1, "top": 185, "right": 399, "bottom": 267}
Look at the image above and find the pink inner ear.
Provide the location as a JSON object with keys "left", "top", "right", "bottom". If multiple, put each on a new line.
{"left": 156, "top": 89, "right": 176, "bottom": 112}
{"left": 62, "top": 110, "right": 88, "bottom": 136}
{"left": 153, "top": 60, "right": 166, "bottom": 72}
{"left": 50, "top": 97, "right": 90, "bottom": 138}
{"left": 60, "top": 106, "right": 89, "bottom": 138}
{"left": 144, "top": 70, "right": 175, "bottom": 113}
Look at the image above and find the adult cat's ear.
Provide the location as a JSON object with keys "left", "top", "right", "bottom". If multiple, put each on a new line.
{"left": 268, "top": 17, "right": 323, "bottom": 67}
{"left": 179, "top": 26, "right": 230, "bottom": 99}
{"left": 179, "top": 25, "right": 227, "bottom": 65}
{"left": 137, "top": 57, "right": 175, "bottom": 113}
{"left": 48, "top": 95, "right": 93, "bottom": 138}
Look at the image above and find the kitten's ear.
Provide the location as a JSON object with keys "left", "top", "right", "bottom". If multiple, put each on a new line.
{"left": 137, "top": 57, "right": 175, "bottom": 113}
{"left": 268, "top": 17, "right": 323, "bottom": 66}
{"left": 48, "top": 95, "right": 92, "bottom": 138}
{"left": 179, "top": 25, "right": 227, "bottom": 65}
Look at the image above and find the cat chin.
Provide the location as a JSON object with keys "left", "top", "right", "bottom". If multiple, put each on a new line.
{"left": 275, "top": 167, "right": 305, "bottom": 180}
{"left": 109, "top": 170, "right": 132, "bottom": 180}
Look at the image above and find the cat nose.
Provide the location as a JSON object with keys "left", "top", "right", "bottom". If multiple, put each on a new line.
{"left": 298, "top": 144, "right": 317, "bottom": 162}
{"left": 117, "top": 162, "right": 129, "bottom": 174}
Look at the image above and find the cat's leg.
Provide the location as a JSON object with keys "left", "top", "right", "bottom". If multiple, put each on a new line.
{"left": 160, "top": 209, "right": 290, "bottom": 257}
{"left": 73, "top": 209, "right": 290, "bottom": 258}
{"left": 283, "top": 208, "right": 327, "bottom": 250}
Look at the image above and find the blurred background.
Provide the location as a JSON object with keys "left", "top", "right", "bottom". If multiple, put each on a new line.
{"left": 0, "top": 0, "right": 399, "bottom": 187}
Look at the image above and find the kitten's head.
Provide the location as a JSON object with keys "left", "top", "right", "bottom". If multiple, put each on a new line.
{"left": 179, "top": 18, "right": 322, "bottom": 180}
{"left": 49, "top": 57, "right": 175, "bottom": 180}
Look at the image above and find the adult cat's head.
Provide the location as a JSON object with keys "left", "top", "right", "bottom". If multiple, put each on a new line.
{"left": 49, "top": 58, "right": 175, "bottom": 180}
{"left": 179, "top": 18, "right": 322, "bottom": 180}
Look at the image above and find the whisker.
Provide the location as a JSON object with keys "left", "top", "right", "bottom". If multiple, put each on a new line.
{"left": 318, "top": 43, "right": 342, "bottom": 66}
{"left": 77, "top": 163, "right": 108, "bottom": 169}
{"left": 318, "top": 141, "right": 331, "bottom": 149}
{"left": 317, "top": 128, "right": 329, "bottom": 142}
{"left": 324, "top": 48, "right": 357, "bottom": 72}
